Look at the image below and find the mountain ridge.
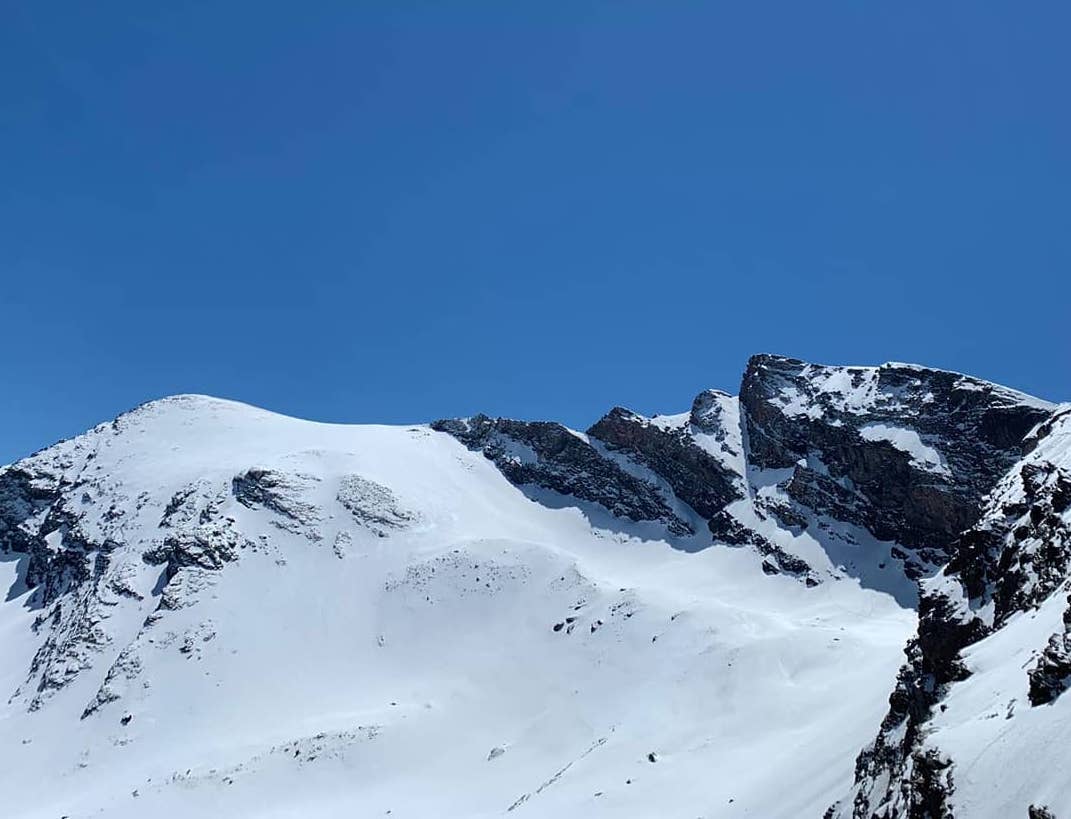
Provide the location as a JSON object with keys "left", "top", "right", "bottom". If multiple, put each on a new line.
{"left": 1, "top": 353, "right": 1067, "bottom": 818}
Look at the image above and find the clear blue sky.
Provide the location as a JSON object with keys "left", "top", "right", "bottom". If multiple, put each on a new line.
{"left": 2, "top": 2, "right": 1069, "bottom": 464}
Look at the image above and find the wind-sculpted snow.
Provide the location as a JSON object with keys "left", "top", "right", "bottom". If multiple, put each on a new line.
{"left": 0, "top": 359, "right": 1064, "bottom": 819}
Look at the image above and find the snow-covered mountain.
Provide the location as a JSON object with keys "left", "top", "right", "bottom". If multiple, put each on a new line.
{"left": 831, "top": 406, "right": 1071, "bottom": 819}
{"left": 1, "top": 354, "right": 1065, "bottom": 818}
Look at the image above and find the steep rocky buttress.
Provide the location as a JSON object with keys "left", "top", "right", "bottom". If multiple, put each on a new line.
{"left": 829, "top": 406, "right": 1071, "bottom": 819}
{"left": 434, "top": 355, "right": 1051, "bottom": 593}
{"left": 741, "top": 355, "right": 1051, "bottom": 577}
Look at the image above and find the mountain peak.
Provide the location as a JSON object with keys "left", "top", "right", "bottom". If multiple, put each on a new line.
{"left": 2, "top": 353, "right": 1067, "bottom": 818}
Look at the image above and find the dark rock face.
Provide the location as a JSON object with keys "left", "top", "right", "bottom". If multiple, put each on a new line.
{"left": 837, "top": 621, "right": 968, "bottom": 818}
{"left": 0, "top": 461, "right": 132, "bottom": 708}
{"left": 232, "top": 468, "right": 325, "bottom": 545}
{"left": 1029, "top": 597, "right": 1071, "bottom": 706}
{"left": 0, "top": 466, "right": 80, "bottom": 606}
{"left": 707, "top": 510, "right": 817, "bottom": 580}
{"left": 583, "top": 394, "right": 829, "bottom": 578}
{"left": 431, "top": 414, "right": 693, "bottom": 535}
{"left": 436, "top": 357, "right": 1055, "bottom": 601}
{"left": 741, "top": 354, "right": 1051, "bottom": 556}
{"left": 143, "top": 526, "right": 242, "bottom": 579}
{"left": 907, "top": 749, "right": 956, "bottom": 819}
{"left": 0, "top": 425, "right": 255, "bottom": 711}
{"left": 587, "top": 403, "right": 742, "bottom": 520}
{"left": 0, "top": 462, "right": 135, "bottom": 611}
{"left": 946, "top": 463, "right": 1071, "bottom": 628}
{"left": 1029, "top": 805, "right": 1057, "bottom": 819}
{"left": 233, "top": 468, "right": 319, "bottom": 525}
{"left": 835, "top": 406, "right": 1071, "bottom": 818}
{"left": 0, "top": 467, "right": 59, "bottom": 554}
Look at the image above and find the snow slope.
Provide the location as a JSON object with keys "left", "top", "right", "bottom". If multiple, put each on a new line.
{"left": 0, "top": 395, "right": 914, "bottom": 819}
{"left": 926, "top": 409, "right": 1071, "bottom": 818}
{"left": 3, "top": 354, "right": 1062, "bottom": 819}
{"left": 832, "top": 406, "right": 1071, "bottom": 818}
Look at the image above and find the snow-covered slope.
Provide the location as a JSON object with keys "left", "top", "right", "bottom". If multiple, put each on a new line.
{"left": 0, "top": 355, "right": 1064, "bottom": 818}
{"left": 833, "top": 406, "right": 1071, "bottom": 819}
{"left": 0, "top": 394, "right": 912, "bottom": 819}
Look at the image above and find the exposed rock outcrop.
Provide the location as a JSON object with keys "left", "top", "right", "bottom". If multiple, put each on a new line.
{"left": 587, "top": 401, "right": 742, "bottom": 520}
{"left": 4, "top": 358, "right": 1064, "bottom": 817}
{"left": 430, "top": 414, "right": 693, "bottom": 535}
{"left": 741, "top": 355, "right": 1051, "bottom": 558}
{"left": 336, "top": 475, "right": 417, "bottom": 537}
{"left": 437, "top": 357, "right": 1053, "bottom": 597}
{"left": 833, "top": 406, "right": 1071, "bottom": 818}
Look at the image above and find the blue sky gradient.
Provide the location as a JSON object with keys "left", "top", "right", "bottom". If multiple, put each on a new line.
{"left": 2, "top": 2, "right": 1069, "bottom": 463}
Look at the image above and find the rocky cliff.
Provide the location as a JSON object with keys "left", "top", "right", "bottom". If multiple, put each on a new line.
{"left": 434, "top": 355, "right": 1052, "bottom": 595}
{"left": 830, "top": 407, "right": 1071, "bottom": 819}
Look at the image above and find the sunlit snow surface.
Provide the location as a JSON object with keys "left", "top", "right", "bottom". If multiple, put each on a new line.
{"left": 0, "top": 396, "right": 914, "bottom": 818}
{"left": 920, "top": 407, "right": 1071, "bottom": 818}
{"left": 858, "top": 423, "right": 950, "bottom": 475}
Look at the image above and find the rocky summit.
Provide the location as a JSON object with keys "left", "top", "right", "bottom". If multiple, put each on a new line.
{"left": 1, "top": 355, "right": 1067, "bottom": 819}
